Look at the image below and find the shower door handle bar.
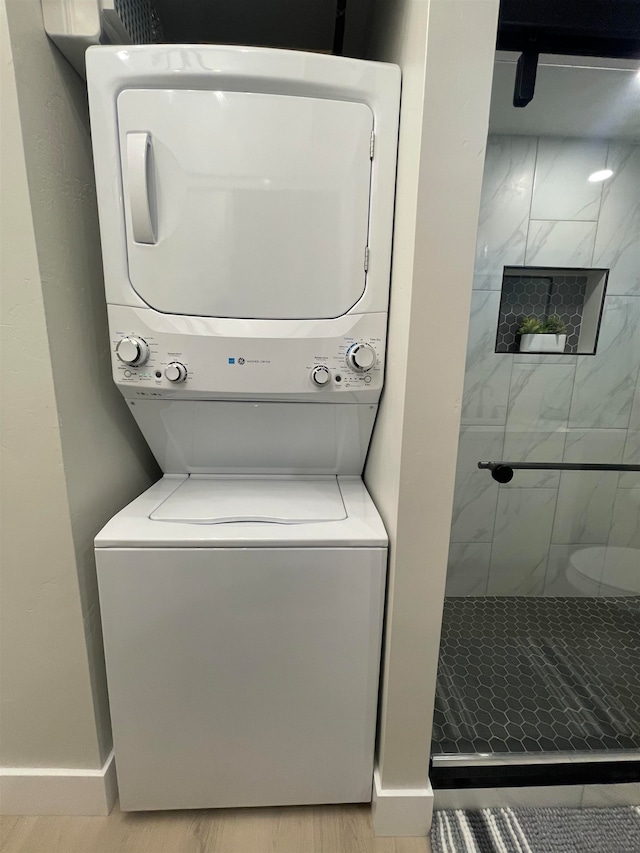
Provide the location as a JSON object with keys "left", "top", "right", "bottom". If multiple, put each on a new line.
{"left": 478, "top": 461, "right": 640, "bottom": 483}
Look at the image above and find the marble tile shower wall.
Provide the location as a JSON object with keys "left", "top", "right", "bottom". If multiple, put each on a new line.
{"left": 447, "top": 136, "right": 640, "bottom": 597}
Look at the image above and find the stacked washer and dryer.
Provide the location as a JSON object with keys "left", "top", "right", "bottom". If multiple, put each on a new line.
{"left": 88, "top": 45, "right": 400, "bottom": 812}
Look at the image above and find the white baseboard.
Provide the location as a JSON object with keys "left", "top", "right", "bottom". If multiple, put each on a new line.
{"left": 372, "top": 767, "right": 433, "bottom": 836}
{"left": 0, "top": 751, "right": 117, "bottom": 816}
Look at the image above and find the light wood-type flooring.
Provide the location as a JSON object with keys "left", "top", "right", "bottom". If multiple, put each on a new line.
{"left": 0, "top": 804, "right": 432, "bottom": 853}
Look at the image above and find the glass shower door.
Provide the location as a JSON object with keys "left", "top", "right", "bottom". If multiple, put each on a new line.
{"left": 432, "top": 52, "right": 640, "bottom": 786}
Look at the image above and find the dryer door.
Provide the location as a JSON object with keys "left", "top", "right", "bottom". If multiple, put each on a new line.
{"left": 116, "top": 90, "right": 373, "bottom": 320}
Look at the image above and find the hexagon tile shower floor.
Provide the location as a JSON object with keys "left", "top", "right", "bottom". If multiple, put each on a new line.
{"left": 432, "top": 596, "right": 640, "bottom": 755}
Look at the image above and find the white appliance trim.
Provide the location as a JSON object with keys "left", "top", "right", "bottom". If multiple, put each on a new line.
{"left": 0, "top": 752, "right": 117, "bottom": 816}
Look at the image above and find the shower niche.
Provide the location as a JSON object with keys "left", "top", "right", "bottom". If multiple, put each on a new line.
{"left": 495, "top": 266, "right": 608, "bottom": 355}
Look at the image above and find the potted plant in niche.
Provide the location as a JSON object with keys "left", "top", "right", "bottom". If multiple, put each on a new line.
{"left": 518, "top": 314, "right": 568, "bottom": 353}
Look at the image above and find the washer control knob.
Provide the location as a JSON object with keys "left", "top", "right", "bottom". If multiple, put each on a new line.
{"left": 311, "top": 365, "right": 331, "bottom": 386}
{"left": 164, "top": 362, "right": 188, "bottom": 383}
{"left": 346, "top": 342, "right": 376, "bottom": 372}
{"left": 116, "top": 336, "right": 149, "bottom": 366}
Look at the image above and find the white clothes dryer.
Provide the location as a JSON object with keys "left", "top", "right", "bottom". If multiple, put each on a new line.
{"left": 88, "top": 46, "right": 400, "bottom": 811}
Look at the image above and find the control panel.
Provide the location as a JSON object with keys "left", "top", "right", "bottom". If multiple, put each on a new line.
{"left": 309, "top": 341, "right": 380, "bottom": 388}
{"left": 108, "top": 305, "right": 386, "bottom": 402}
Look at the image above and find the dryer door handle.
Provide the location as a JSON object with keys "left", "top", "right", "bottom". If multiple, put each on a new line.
{"left": 126, "top": 132, "right": 156, "bottom": 245}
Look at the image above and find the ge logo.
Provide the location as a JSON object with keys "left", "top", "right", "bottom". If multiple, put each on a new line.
{"left": 238, "top": 357, "right": 245, "bottom": 365}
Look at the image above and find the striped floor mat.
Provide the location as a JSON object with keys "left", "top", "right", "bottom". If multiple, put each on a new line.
{"left": 431, "top": 806, "right": 640, "bottom": 852}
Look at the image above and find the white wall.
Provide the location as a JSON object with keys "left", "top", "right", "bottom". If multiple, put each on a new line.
{"left": 1, "top": 0, "right": 158, "bottom": 782}
{"left": 364, "top": 0, "right": 500, "bottom": 828}
{"left": 1, "top": 3, "right": 103, "bottom": 772}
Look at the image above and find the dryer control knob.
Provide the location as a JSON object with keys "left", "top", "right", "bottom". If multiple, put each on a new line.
{"left": 165, "top": 362, "right": 188, "bottom": 383}
{"left": 346, "top": 342, "right": 376, "bottom": 372}
{"left": 311, "top": 365, "right": 331, "bottom": 386}
{"left": 116, "top": 336, "right": 149, "bottom": 366}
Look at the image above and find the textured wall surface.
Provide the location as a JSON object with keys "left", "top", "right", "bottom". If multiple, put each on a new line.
{"left": 447, "top": 135, "right": 640, "bottom": 597}
{"left": 1, "top": 0, "right": 159, "bottom": 768}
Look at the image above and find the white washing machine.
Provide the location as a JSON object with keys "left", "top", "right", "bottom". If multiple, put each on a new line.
{"left": 88, "top": 45, "right": 400, "bottom": 811}
{"left": 96, "top": 476, "right": 386, "bottom": 810}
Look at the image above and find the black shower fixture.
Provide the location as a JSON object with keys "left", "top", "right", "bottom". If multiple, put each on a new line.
{"left": 498, "top": 0, "right": 640, "bottom": 107}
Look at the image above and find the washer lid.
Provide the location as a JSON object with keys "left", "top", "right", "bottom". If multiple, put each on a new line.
{"left": 150, "top": 476, "right": 347, "bottom": 524}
